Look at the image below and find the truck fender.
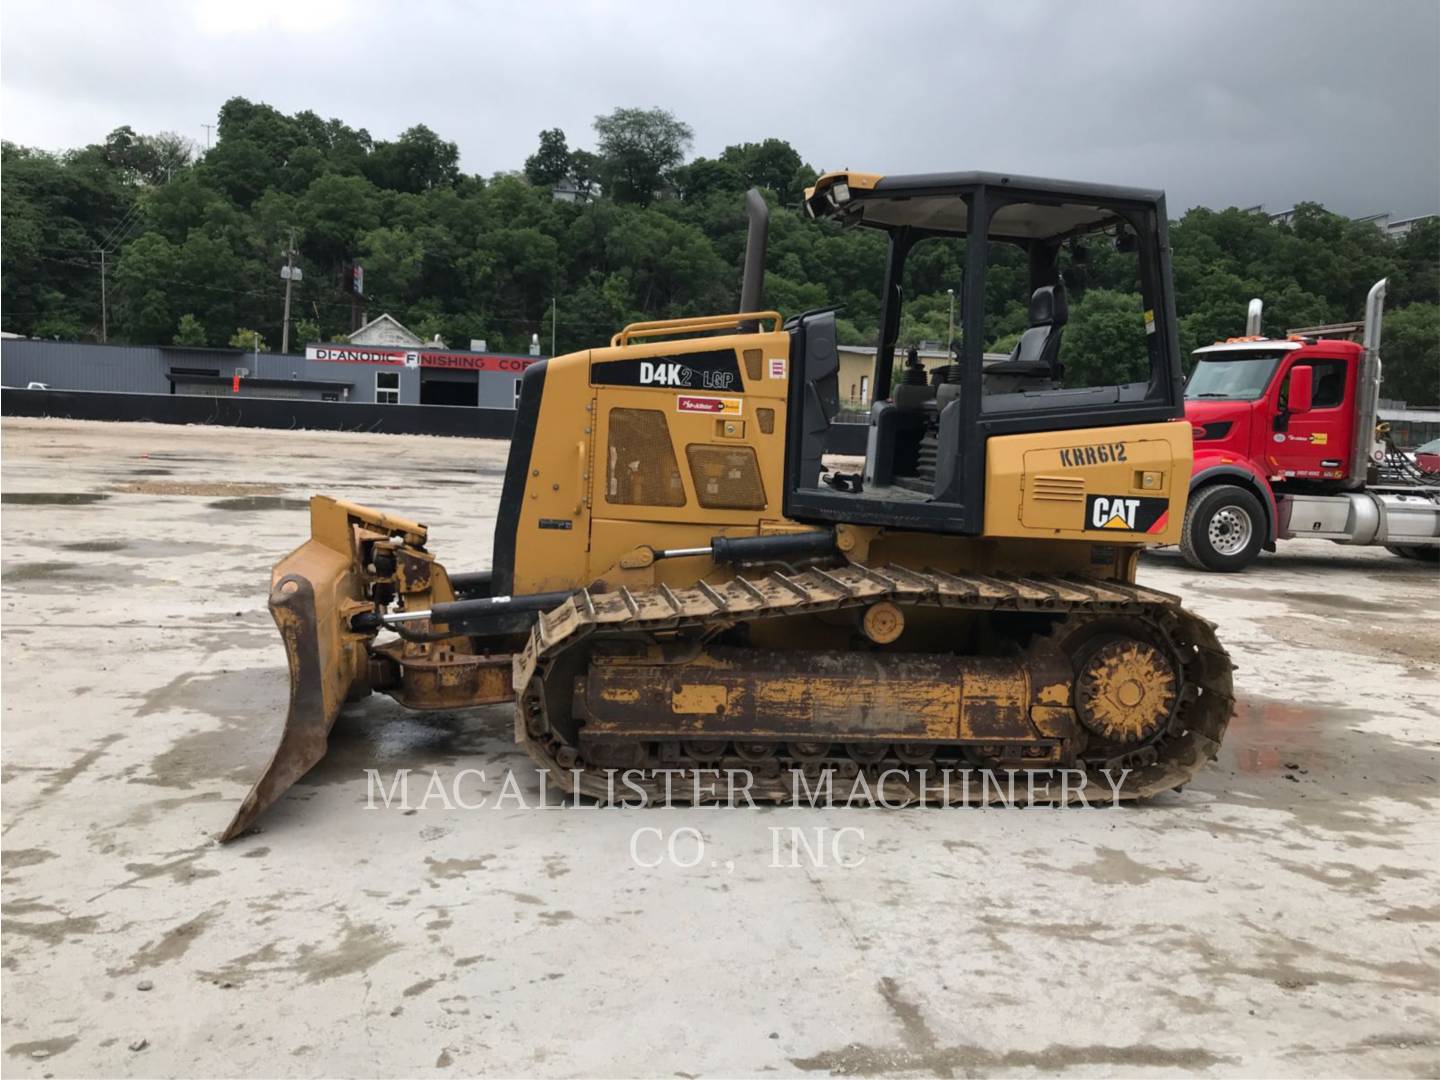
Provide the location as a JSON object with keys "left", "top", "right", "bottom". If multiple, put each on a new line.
{"left": 1189, "top": 462, "right": 1278, "bottom": 545}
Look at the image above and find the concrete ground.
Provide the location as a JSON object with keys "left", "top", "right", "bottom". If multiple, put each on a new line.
{"left": 1, "top": 416, "right": 1436, "bottom": 1079}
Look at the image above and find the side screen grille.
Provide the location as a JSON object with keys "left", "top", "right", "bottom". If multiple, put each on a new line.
{"left": 1029, "top": 475, "right": 1086, "bottom": 503}
{"left": 606, "top": 408, "right": 686, "bottom": 506}
{"left": 743, "top": 348, "right": 764, "bottom": 383}
{"left": 686, "top": 445, "right": 767, "bottom": 509}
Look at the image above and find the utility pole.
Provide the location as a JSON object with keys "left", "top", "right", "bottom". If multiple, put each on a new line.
{"left": 280, "top": 228, "right": 297, "bottom": 355}
{"left": 99, "top": 249, "right": 108, "bottom": 343}
{"left": 253, "top": 331, "right": 261, "bottom": 379}
{"left": 201, "top": 122, "right": 214, "bottom": 150}
{"left": 550, "top": 296, "right": 557, "bottom": 357}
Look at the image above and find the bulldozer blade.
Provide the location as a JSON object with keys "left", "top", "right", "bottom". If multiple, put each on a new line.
{"left": 220, "top": 535, "right": 370, "bottom": 842}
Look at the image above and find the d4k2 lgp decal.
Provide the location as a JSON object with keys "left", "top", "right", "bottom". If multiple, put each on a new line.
{"left": 590, "top": 349, "right": 742, "bottom": 391}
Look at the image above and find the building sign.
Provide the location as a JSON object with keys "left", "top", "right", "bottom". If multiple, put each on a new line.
{"left": 306, "top": 345, "right": 538, "bottom": 373}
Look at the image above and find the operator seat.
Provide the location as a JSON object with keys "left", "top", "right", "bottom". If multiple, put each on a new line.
{"left": 987, "top": 284, "right": 1068, "bottom": 381}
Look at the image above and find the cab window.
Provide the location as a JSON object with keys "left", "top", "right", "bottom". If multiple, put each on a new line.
{"left": 1277, "top": 358, "right": 1347, "bottom": 410}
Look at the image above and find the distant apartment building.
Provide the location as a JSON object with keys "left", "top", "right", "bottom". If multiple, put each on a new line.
{"left": 1261, "top": 206, "right": 1436, "bottom": 237}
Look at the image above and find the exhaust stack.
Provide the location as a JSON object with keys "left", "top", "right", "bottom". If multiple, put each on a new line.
{"left": 739, "top": 188, "right": 769, "bottom": 325}
{"left": 1347, "top": 278, "right": 1388, "bottom": 488}
{"left": 1245, "top": 298, "right": 1263, "bottom": 337}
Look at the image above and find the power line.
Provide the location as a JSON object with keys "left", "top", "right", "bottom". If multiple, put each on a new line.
{"left": 26, "top": 252, "right": 623, "bottom": 335}
{"left": 92, "top": 199, "right": 149, "bottom": 342}
{"left": 98, "top": 200, "right": 145, "bottom": 252}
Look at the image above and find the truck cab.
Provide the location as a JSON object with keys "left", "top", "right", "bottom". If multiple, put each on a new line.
{"left": 1187, "top": 338, "right": 1360, "bottom": 489}
{"left": 1177, "top": 280, "right": 1440, "bottom": 570}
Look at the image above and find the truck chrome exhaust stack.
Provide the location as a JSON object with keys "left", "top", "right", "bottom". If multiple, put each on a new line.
{"left": 1245, "top": 297, "right": 1263, "bottom": 337}
{"left": 1348, "top": 278, "right": 1388, "bottom": 488}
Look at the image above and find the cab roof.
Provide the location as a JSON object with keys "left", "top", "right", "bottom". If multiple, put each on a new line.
{"left": 1192, "top": 341, "right": 1304, "bottom": 356}
{"left": 804, "top": 170, "right": 1165, "bottom": 240}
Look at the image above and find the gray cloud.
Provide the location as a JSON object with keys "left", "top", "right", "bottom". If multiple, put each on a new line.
{"left": 3, "top": 0, "right": 1436, "bottom": 217}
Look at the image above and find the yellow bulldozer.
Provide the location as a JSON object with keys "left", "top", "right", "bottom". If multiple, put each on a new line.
{"left": 223, "top": 170, "right": 1234, "bottom": 839}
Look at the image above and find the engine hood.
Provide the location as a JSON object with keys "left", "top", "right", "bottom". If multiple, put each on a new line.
{"left": 1184, "top": 398, "right": 1252, "bottom": 446}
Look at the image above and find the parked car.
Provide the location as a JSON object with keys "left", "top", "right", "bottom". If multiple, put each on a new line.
{"left": 1415, "top": 437, "right": 1440, "bottom": 473}
{"left": 25, "top": 381, "right": 49, "bottom": 390}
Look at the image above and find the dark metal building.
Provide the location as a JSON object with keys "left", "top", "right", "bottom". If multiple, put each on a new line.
{"left": 1, "top": 339, "right": 542, "bottom": 408}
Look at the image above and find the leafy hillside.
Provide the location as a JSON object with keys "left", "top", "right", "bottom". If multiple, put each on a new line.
{"left": 3, "top": 98, "right": 1435, "bottom": 402}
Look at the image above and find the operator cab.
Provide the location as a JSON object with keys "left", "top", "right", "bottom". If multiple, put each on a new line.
{"left": 783, "top": 171, "right": 1185, "bottom": 534}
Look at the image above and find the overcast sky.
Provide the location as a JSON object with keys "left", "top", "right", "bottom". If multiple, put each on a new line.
{"left": 3, "top": 0, "right": 1437, "bottom": 218}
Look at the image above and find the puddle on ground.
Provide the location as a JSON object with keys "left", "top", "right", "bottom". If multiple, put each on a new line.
{"left": 0, "top": 493, "right": 109, "bottom": 505}
{"left": 198, "top": 919, "right": 399, "bottom": 986}
{"left": 59, "top": 540, "right": 129, "bottom": 553}
{"left": 114, "top": 480, "right": 283, "bottom": 497}
{"left": 1222, "top": 696, "right": 1436, "bottom": 794}
{"left": 208, "top": 497, "right": 310, "bottom": 512}
{"left": 2, "top": 559, "right": 155, "bottom": 593}
{"left": 1266, "top": 590, "right": 1400, "bottom": 614}
{"left": 2, "top": 561, "right": 82, "bottom": 582}
{"left": 1259, "top": 612, "right": 1438, "bottom": 666}
{"left": 109, "top": 907, "right": 221, "bottom": 975}
{"left": 4, "top": 1034, "right": 79, "bottom": 1060}
{"left": 128, "top": 467, "right": 173, "bottom": 476}
{"left": 1175, "top": 692, "right": 1440, "bottom": 849}
{"left": 126, "top": 669, "right": 504, "bottom": 794}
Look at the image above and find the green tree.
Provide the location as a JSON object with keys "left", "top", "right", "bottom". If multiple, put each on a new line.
{"left": 568, "top": 149, "right": 601, "bottom": 198}
{"left": 1381, "top": 303, "right": 1440, "bottom": 405}
{"left": 1061, "top": 290, "right": 1150, "bottom": 386}
{"left": 229, "top": 327, "right": 271, "bottom": 351}
{"left": 112, "top": 233, "right": 182, "bottom": 344}
{"left": 593, "top": 107, "right": 693, "bottom": 206}
{"left": 5, "top": 94, "right": 1436, "bottom": 380}
{"left": 299, "top": 173, "right": 379, "bottom": 266}
{"left": 202, "top": 136, "right": 271, "bottom": 206}
{"left": 719, "top": 139, "right": 806, "bottom": 203}
{"left": 173, "top": 313, "right": 208, "bottom": 345}
{"left": 524, "top": 128, "right": 571, "bottom": 188}
{"left": 363, "top": 125, "right": 460, "bottom": 193}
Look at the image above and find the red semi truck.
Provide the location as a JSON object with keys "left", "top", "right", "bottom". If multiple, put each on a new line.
{"left": 1179, "top": 279, "right": 1440, "bottom": 570}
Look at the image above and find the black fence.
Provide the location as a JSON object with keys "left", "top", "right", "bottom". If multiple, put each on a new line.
{"left": 2, "top": 388, "right": 517, "bottom": 439}
{"left": 2, "top": 387, "right": 874, "bottom": 453}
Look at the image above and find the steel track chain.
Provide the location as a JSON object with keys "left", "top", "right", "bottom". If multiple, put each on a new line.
{"left": 512, "top": 564, "right": 1235, "bottom": 805}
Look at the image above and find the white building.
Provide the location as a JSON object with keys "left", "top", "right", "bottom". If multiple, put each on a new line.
{"left": 346, "top": 313, "right": 429, "bottom": 348}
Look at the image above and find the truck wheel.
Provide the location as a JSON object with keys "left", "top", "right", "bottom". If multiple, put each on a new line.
{"left": 1385, "top": 544, "right": 1440, "bottom": 563}
{"left": 1180, "top": 484, "right": 1265, "bottom": 572}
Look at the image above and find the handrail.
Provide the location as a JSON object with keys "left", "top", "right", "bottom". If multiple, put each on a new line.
{"left": 610, "top": 311, "right": 782, "bottom": 347}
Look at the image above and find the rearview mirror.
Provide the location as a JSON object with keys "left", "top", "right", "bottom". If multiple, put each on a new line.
{"left": 1286, "top": 365, "right": 1313, "bottom": 413}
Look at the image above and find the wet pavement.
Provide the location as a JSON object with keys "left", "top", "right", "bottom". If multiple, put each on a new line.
{"left": 2, "top": 417, "right": 1437, "bottom": 1078}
